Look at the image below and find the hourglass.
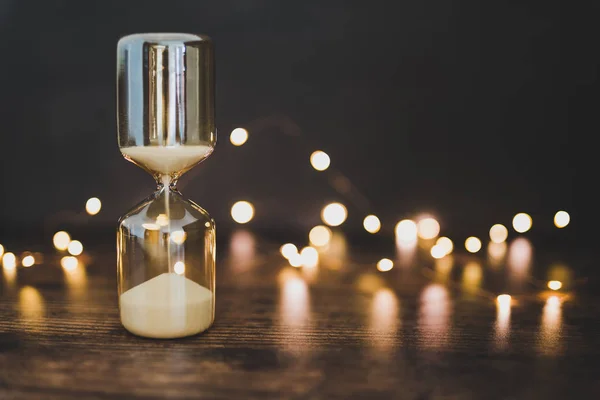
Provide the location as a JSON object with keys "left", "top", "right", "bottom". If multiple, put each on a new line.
{"left": 116, "top": 33, "right": 216, "bottom": 339}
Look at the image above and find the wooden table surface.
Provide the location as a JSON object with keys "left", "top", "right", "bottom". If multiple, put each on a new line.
{"left": 1, "top": 230, "right": 599, "bottom": 399}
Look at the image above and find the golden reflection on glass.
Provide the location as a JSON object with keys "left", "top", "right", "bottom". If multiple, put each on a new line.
{"left": 487, "top": 241, "right": 507, "bottom": 266}
{"left": 64, "top": 264, "right": 88, "bottom": 300}
{"left": 229, "top": 230, "right": 256, "bottom": 272}
{"left": 507, "top": 238, "right": 532, "bottom": 281}
{"left": 434, "top": 255, "right": 454, "bottom": 283}
{"left": 418, "top": 284, "right": 451, "bottom": 349}
{"left": 461, "top": 261, "right": 482, "bottom": 293}
{"left": 369, "top": 288, "right": 400, "bottom": 350}
{"left": 19, "top": 286, "right": 45, "bottom": 327}
{"left": 494, "top": 294, "right": 511, "bottom": 350}
{"left": 173, "top": 261, "right": 185, "bottom": 275}
{"left": 538, "top": 296, "right": 562, "bottom": 355}
{"left": 319, "top": 231, "right": 347, "bottom": 270}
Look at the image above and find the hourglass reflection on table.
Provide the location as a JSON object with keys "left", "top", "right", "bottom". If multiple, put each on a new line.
{"left": 116, "top": 33, "right": 216, "bottom": 339}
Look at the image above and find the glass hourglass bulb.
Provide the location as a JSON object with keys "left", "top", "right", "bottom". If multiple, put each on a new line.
{"left": 116, "top": 33, "right": 216, "bottom": 339}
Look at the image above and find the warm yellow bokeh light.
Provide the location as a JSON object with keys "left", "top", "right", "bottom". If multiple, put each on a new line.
{"left": 230, "top": 128, "right": 248, "bottom": 146}
{"left": 310, "top": 150, "right": 331, "bottom": 171}
{"left": 0, "top": 244, "right": 4, "bottom": 257}
{"left": 156, "top": 214, "right": 169, "bottom": 227}
{"left": 436, "top": 237, "right": 453, "bottom": 255}
{"left": 321, "top": 202, "right": 347, "bottom": 227}
{"left": 395, "top": 219, "right": 417, "bottom": 242}
{"left": 554, "top": 211, "right": 570, "bottom": 228}
{"left": 512, "top": 213, "right": 532, "bottom": 233}
{"left": 309, "top": 225, "right": 332, "bottom": 247}
{"left": 53, "top": 231, "right": 71, "bottom": 251}
{"left": 548, "top": 280, "right": 562, "bottom": 291}
{"left": 496, "top": 294, "right": 512, "bottom": 306}
{"left": 300, "top": 246, "right": 319, "bottom": 268}
{"left": 171, "top": 230, "right": 187, "bottom": 244}
{"left": 289, "top": 253, "right": 303, "bottom": 268}
{"left": 2, "top": 252, "right": 16, "bottom": 269}
{"left": 363, "top": 215, "right": 381, "bottom": 234}
{"left": 142, "top": 223, "right": 160, "bottom": 231}
{"left": 465, "top": 236, "right": 482, "bottom": 253}
{"left": 280, "top": 243, "right": 298, "bottom": 260}
{"left": 489, "top": 224, "right": 508, "bottom": 243}
{"left": 85, "top": 197, "right": 102, "bottom": 215}
{"left": 377, "top": 258, "right": 394, "bottom": 272}
{"left": 60, "top": 256, "right": 78, "bottom": 271}
{"left": 174, "top": 261, "right": 185, "bottom": 275}
{"left": 22, "top": 255, "right": 35, "bottom": 267}
{"left": 417, "top": 217, "right": 440, "bottom": 240}
{"left": 430, "top": 245, "right": 446, "bottom": 259}
{"left": 231, "top": 201, "right": 255, "bottom": 224}
{"left": 67, "top": 240, "right": 83, "bottom": 256}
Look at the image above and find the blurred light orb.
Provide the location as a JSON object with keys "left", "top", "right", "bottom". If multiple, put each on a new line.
{"left": 85, "top": 197, "right": 102, "bottom": 215}
{"left": 300, "top": 246, "right": 319, "bottom": 268}
{"left": 321, "top": 202, "right": 347, "bottom": 227}
{"left": 22, "top": 255, "right": 35, "bottom": 268}
{"left": 377, "top": 258, "right": 394, "bottom": 272}
{"left": 547, "top": 295, "right": 561, "bottom": 307}
{"left": 512, "top": 213, "right": 532, "bottom": 233}
{"left": 280, "top": 243, "right": 298, "bottom": 260}
{"left": 465, "top": 236, "right": 482, "bottom": 253}
{"left": 170, "top": 230, "right": 187, "bottom": 244}
{"left": 289, "top": 253, "right": 303, "bottom": 268}
{"left": 2, "top": 252, "right": 16, "bottom": 269}
{"left": 142, "top": 223, "right": 160, "bottom": 231}
{"left": 436, "top": 236, "right": 454, "bottom": 255}
{"left": 430, "top": 245, "right": 446, "bottom": 259}
{"left": 53, "top": 231, "right": 71, "bottom": 251}
{"left": 61, "top": 256, "right": 78, "bottom": 271}
{"left": 309, "top": 225, "right": 332, "bottom": 247}
{"left": 230, "top": 128, "right": 248, "bottom": 146}
{"left": 489, "top": 224, "right": 508, "bottom": 243}
{"left": 554, "top": 211, "right": 570, "bottom": 228}
{"left": 548, "top": 280, "right": 562, "bottom": 291}
{"left": 395, "top": 219, "right": 417, "bottom": 242}
{"left": 417, "top": 217, "right": 440, "bottom": 240}
{"left": 310, "top": 150, "right": 331, "bottom": 171}
{"left": 156, "top": 214, "right": 169, "bottom": 227}
{"left": 496, "top": 294, "right": 512, "bottom": 306}
{"left": 174, "top": 261, "right": 185, "bottom": 275}
{"left": 67, "top": 240, "right": 83, "bottom": 256}
{"left": 363, "top": 215, "right": 381, "bottom": 234}
{"left": 0, "top": 244, "right": 4, "bottom": 257}
{"left": 231, "top": 201, "right": 255, "bottom": 224}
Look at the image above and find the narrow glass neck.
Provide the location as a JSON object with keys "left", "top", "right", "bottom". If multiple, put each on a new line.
{"left": 156, "top": 174, "right": 179, "bottom": 191}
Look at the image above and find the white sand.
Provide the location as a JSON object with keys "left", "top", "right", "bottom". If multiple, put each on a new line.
{"left": 120, "top": 145, "right": 212, "bottom": 175}
{"left": 119, "top": 273, "right": 213, "bottom": 339}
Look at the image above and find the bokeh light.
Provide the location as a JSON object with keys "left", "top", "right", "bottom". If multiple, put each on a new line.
{"left": 230, "top": 128, "right": 248, "bottom": 146}
{"left": 231, "top": 201, "right": 255, "bottom": 224}
{"left": 289, "top": 254, "right": 302, "bottom": 268}
{"left": 170, "top": 230, "right": 187, "bottom": 244}
{"left": 156, "top": 214, "right": 169, "bottom": 227}
{"left": 554, "top": 211, "right": 570, "bottom": 228}
{"left": 310, "top": 150, "right": 331, "bottom": 171}
{"left": 489, "top": 224, "right": 508, "bottom": 243}
{"left": 377, "top": 258, "right": 394, "bottom": 272}
{"left": 309, "top": 225, "right": 332, "bottom": 247}
{"left": 436, "top": 237, "right": 453, "bottom": 255}
{"left": 300, "top": 246, "right": 319, "bottom": 268}
{"left": 53, "top": 231, "right": 71, "bottom": 251}
{"left": 60, "top": 256, "right": 78, "bottom": 271}
{"left": 2, "top": 252, "right": 16, "bottom": 269}
{"left": 512, "top": 213, "right": 532, "bottom": 233}
{"left": 395, "top": 219, "right": 417, "bottom": 242}
{"left": 321, "top": 202, "right": 347, "bottom": 227}
{"left": 465, "top": 236, "right": 482, "bottom": 253}
{"left": 22, "top": 255, "right": 35, "bottom": 267}
{"left": 548, "top": 280, "right": 562, "bottom": 291}
{"left": 174, "top": 261, "right": 185, "bottom": 275}
{"left": 430, "top": 245, "right": 446, "bottom": 259}
{"left": 85, "top": 197, "right": 102, "bottom": 215}
{"left": 67, "top": 240, "right": 83, "bottom": 256}
{"left": 417, "top": 217, "right": 440, "bottom": 240}
{"left": 496, "top": 294, "right": 512, "bottom": 307}
{"left": 280, "top": 243, "right": 298, "bottom": 260}
{"left": 0, "top": 244, "right": 4, "bottom": 257}
{"left": 363, "top": 215, "right": 381, "bottom": 234}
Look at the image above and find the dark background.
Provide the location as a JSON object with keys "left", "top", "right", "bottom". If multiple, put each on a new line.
{"left": 0, "top": 1, "right": 594, "bottom": 247}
